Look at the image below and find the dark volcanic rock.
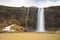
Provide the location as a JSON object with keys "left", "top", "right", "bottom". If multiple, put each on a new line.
{"left": 45, "top": 6, "right": 60, "bottom": 31}
{"left": 0, "top": 5, "right": 38, "bottom": 32}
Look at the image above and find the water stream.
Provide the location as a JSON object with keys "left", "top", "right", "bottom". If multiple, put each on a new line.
{"left": 37, "top": 8, "right": 46, "bottom": 32}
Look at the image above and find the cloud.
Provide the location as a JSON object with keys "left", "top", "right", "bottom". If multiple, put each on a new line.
{"left": 0, "top": 0, "right": 24, "bottom": 7}
{"left": 35, "top": 0, "right": 60, "bottom": 8}
{"left": 0, "top": 0, "right": 60, "bottom": 8}
{"left": 28, "top": 0, "right": 60, "bottom": 8}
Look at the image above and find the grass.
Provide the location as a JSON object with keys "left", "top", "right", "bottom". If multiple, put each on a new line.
{"left": 0, "top": 31, "right": 60, "bottom": 40}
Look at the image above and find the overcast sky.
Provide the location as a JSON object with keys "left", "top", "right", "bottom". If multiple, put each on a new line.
{"left": 0, "top": 0, "right": 60, "bottom": 8}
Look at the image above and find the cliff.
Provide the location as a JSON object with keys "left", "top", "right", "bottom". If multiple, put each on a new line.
{"left": 0, "top": 5, "right": 38, "bottom": 32}
{"left": 45, "top": 6, "right": 60, "bottom": 31}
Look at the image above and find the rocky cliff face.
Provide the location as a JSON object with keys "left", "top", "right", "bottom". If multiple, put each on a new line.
{"left": 0, "top": 5, "right": 38, "bottom": 32}
{"left": 45, "top": 6, "right": 60, "bottom": 31}
{"left": 0, "top": 5, "right": 60, "bottom": 32}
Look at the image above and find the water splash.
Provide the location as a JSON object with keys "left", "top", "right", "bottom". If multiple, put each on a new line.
{"left": 37, "top": 8, "right": 45, "bottom": 32}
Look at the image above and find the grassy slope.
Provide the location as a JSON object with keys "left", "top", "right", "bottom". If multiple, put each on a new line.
{"left": 0, "top": 32, "right": 60, "bottom": 40}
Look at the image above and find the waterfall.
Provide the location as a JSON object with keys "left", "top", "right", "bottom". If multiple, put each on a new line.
{"left": 25, "top": 8, "right": 30, "bottom": 32}
{"left": 37, "top": 8, "right": 45, "bottom": 32}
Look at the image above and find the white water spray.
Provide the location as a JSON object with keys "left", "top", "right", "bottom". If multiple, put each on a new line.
{"left": 37, "top": 8, "right": 45, "bottom": 32}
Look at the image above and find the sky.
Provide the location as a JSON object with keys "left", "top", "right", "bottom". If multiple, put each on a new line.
{"left": 0, "top": 0, "right": 60, "bottom": 8}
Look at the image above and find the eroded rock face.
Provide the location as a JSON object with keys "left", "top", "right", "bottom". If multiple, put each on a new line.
{"left": 0, "top": 5, "right": 38, "bottom": 32}
{"left": 45, "top": 6, "right": 60, "bottom": 31}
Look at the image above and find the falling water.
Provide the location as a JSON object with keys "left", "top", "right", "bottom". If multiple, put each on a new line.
{"left": 25, "top": 8, "right": 30, "bottom": 32}
{"left": 37, "top": 8, "right": 45, "bottom": 32}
